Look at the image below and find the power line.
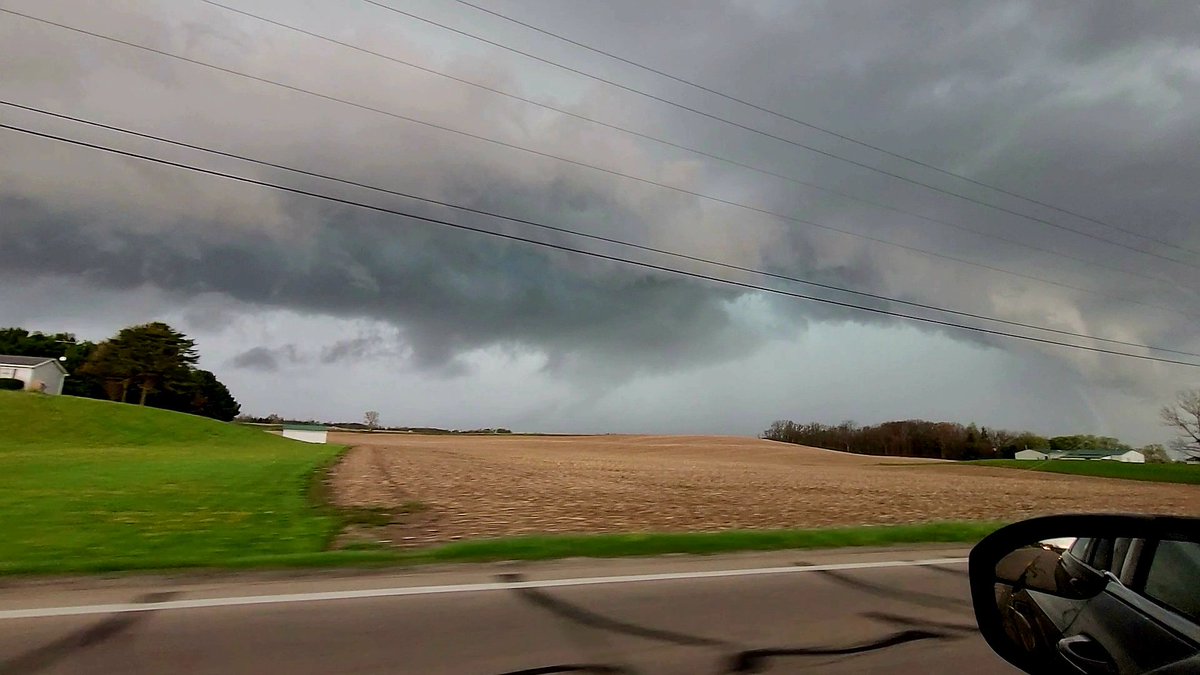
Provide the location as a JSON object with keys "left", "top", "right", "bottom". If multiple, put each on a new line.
{"left": 454, "top": 0, "right": 1200, "bottom": 259}
{"left": 196, "top": 0, "right": 1184, "bottom": 293}
{"left": 361, "top": 0, "right": 1200, "bottom": 269}
{"left": 2, "top": 7, "right": 1190, "bottom": 322}
{"left": 3, "top": 120, "right": 1197, "bottom": 368}
{"left": 8, "top": 98, "right": 1198, "bottom": 359}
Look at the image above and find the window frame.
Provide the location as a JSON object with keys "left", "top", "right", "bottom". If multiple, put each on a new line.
{"left": 1132, "top": 539, "right": 1200, "bottom": 626}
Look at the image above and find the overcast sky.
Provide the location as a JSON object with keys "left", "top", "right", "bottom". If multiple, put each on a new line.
{"left": 2, "top": 0, "right": 1198, "bottom": 443}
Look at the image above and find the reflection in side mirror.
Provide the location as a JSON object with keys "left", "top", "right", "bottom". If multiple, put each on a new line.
{"left": 970, "top": 515, "right": 1200, "bottom": 675}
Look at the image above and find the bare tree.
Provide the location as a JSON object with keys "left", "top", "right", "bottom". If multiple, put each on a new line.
{"left": 1160, "top": 390, "right": 1200, "bottom": 459}
{"left": 1139, "top": 444, "right": 1172, "bottom": 464}
{"left": 364, "top": 410, "right": 381, "bottom": 430}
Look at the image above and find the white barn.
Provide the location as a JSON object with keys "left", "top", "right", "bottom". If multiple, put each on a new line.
{"left": 0, "top": 355, "right": 68, "bottom": 395}
{"left": 281, "top": 424, "right": 328, "bottom": 444}
{"left": 1057, "top": 449, "right": 1146, "bottom": 463}
{"left": 1013, "top": 448, "right": 1145, "bottom": 463}
{"left": 1106, "top": 450, "right": 1145, "bottom": 464}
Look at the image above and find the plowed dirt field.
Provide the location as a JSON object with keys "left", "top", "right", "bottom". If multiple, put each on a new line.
{"left": 328, "top": 433, "right": 1200, "bottom": 547}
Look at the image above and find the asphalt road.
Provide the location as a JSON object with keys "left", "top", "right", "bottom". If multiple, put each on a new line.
{"left": 0, "top": 546, "right": 1019, "bottom": 674}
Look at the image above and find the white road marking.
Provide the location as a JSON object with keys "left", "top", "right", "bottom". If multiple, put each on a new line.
{"left": 0, "top": 557, "right": 968, "bottom": 620}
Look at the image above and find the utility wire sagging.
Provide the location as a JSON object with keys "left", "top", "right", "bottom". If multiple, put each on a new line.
{"left": 2, "top": 118, "right": 1198, "bottom": 367}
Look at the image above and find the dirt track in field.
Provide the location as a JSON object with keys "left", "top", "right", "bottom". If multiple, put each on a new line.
{"left": 327, "top": 433, "right": 1200, "bottom": 547}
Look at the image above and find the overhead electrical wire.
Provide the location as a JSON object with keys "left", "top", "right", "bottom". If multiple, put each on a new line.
{"left": 359, "top": 0, "right": 1200, "bottom": 269}
{"left": 7, "top": 98, "right": 1198, "bottom": 360}
{"left": 195, "top": 0, "right": 1184, "bottom": 292}
{"left": 3, "top": 119, "right": 1198, "bottom": 368}
{"left": 1, "top": 6, "right": 1190, "bottom": 322}
{"left": 453, "top": 0, "right": 1200, "bottom": 258}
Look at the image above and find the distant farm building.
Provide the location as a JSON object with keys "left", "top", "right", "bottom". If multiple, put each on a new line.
{"left": 1056, "top": 449, "right": 1145, "bottom": 463}
{"left": 0, "top": 355, "right": 67, "bottom": 395}
{"left": 281, "top": 424, "right": 328, "bottom": 444}
{"left": 1013, "top": 448, "right": 1144, "bottom": 463}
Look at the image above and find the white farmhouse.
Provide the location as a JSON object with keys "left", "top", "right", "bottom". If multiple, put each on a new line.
{"left": 0, "top": 355, "right": 68, "bottom": 395}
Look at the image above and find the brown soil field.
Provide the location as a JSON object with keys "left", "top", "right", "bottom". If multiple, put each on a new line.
{"left": 327, "top": 433, "right": 1200, "bottom": 547}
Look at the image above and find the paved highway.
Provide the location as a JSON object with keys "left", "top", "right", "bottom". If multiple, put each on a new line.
{"left": 0, "top": 546, "right": 1018, "bottom": 674}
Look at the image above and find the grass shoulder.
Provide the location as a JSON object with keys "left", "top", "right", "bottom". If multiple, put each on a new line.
{"left": 0, "top": 521, "right": 1004, "bottom": 575}
{"left": 399, "top": 521, "right": 1003, "bottom": 565}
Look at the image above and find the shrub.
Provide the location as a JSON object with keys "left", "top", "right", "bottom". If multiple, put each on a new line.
{"left": 0, "top": 378, "right": 25, "bottom": 391}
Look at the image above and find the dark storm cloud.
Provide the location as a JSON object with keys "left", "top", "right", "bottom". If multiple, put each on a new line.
{"left": 0, "top": 190, "right": 758, "bottom": 378}
{"left": 229, "top": 344, "right": 303, "bottom": 371}
{"left": 1, "top": 0, "right": 1199, "bottom": 391}
{"left": 321, "top": 337, "right": 387, "bottom": 364}
{"left": 230, "top": 346, "right": 283, "bottom": 372}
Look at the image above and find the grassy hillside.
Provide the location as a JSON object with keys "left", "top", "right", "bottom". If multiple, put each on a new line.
{"left": 971, "top": 459, "right": 1200, "bottom": 484}
{"left": 0, "top": 391, "right": 343, "bottom": 573}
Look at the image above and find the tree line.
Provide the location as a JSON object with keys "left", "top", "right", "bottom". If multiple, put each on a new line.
{"left": 236, "top": 412, "right": 513, "bottom": 435}
{"left": 761, "top": 419, "right": 1142, "bottom": 461}
{"left": 1, "top": 324, "right": 240, "bottom": 421}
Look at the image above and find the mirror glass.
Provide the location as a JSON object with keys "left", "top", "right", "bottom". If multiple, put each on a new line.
{"left": 991, "top": 535, "right": 1200, "bottom": 674}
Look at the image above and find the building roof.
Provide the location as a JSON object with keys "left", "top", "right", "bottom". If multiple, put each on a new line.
{"left": 1053, "top": 449, "right": 1138, "bottom": 459}
{"left": 282, "top": 424, "right": 328, "bottom": 432}
{"left": 0, "top": 355, "right": 68, "bottom": 373}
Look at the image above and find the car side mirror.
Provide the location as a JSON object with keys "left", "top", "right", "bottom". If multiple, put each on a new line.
{"left": 969, "top": 514, "right": 1200, "bottom": 675}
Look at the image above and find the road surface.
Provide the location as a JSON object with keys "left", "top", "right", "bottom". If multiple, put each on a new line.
{"left": 0, "top": 546, "right": 1018, "bottom": 674}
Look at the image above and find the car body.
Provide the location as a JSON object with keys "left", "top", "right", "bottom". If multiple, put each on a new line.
{"left": 982, "top": 517, "right": 1200, "bottom": 674}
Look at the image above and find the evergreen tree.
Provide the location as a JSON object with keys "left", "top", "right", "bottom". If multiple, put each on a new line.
{"left": 80, "top": 323, "right": 197, "bottom": 404}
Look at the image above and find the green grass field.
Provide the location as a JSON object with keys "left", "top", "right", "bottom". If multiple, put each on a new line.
{"left": 0, "top": 391, "right": 343, "bottom": 573}
{"left": 970, "top": 459, "right": 1200, "bottom": 484}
